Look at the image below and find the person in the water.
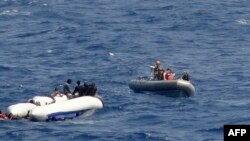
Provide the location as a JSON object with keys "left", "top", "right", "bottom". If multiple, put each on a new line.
{"left": 0, "top": 110, "right": 12, "bottom": 120}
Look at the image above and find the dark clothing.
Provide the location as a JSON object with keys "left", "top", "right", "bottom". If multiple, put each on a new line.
{"left": 73, "top": 85, "right": 80, "bottom": 95}
{"left": 154, "top": 65, "right": 164, "bottom": 80}
{"left": 85, "top": 83, "right": 97, "bottom": 96}
{"left": 72, "top": 83, "right": 97, "bottom": 97}
{"left": 182, "top": 73, "right": 190, "bottom": 81}
{"left": 81, "top": 85, "right": 88, "bottom": 96}
{"left": 73, "top": 85, "right": 86, "bottom": 96}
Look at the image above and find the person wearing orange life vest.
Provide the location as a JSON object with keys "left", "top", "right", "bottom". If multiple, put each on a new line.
{"left": 154, "top": 60, "right": 164, "bottom": 80}
{"left": 0, "top": 110, "right": 12, "bottom": 120}
{"left": 164, "top": 68, "right": 175, "bottom": 80}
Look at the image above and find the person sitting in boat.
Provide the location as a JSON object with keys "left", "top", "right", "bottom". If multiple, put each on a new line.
{"left": 63, "top": 79, "right": 73, "bottom": 98}
{"left": 182, "top": 72, "right": 190, "bottom": 81}
{"left": 167, "top": 68, "right": 175, "bottom": 77}
{"left": 154, "top": 60, "right": 164, "bottom": 80}
{"left": 73, "top": 80, "right": 85, "bottom": 97}
{"left": 90, "top": 83, "right": 97, "bottom": 96}
{"left": 164, "top": 68, "right": 175, "bottom": 80}
{"left": 0, "top": 110, "right": 12, "bottom": 120}
{"left": 82, "top": 83, "right": 89, "bottom": 96}
{"left": 49, "top": 88, "right": 64, "bottom": 102}
{"left": 85, "top": 83, "right": 97, "bottom": 96}
{"left": 50, "top": 88, "right": 63, "bottom": 97}
{"left": 164, "top": 72, "right": 175, "bottom": 80}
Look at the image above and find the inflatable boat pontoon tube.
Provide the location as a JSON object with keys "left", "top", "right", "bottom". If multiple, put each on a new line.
{"left": 129, "top": 79, "right": 195, "bottom": 97}
{"left": 29, "top": 96, "right": 104, "bottom": 121}
{"left": 6, "top": 103, "right": 37, "bottom": 119}
{"left": 6, "top": 95, "right": 69, "bottom": 119}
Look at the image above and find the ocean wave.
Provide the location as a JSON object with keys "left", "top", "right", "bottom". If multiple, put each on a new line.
{"left": 28, "top": 1, "right": 48, "bottom": 7}
{"left": 1, "top": 0, "right": 250, "bottom": 141}
{"left": 198, "top": 126, "right": 224, "bottom": 133}
{"left": 13, "top": 29, "right": 51, "bottom": 38}
{"left": 0, "top": 9, "right": 31, "bottom": 16}
{"left": 0, "top": 65, "right": 11, "bottom": 71}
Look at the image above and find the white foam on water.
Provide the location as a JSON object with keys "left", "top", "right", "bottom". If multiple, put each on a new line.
{"left": 236, "top": 18, "right": 250, "bottom": 25}
{"left": 0, "top": 9, "right": 31, "bottom": 16}
{"left": 47, "top": 49, "right": 53, "bottom": 53}
{"left": 109, "top": 52, "right": 114, "bottom": 56}
{"left": 0, "top": 9, "right": 18, "bottom": 16}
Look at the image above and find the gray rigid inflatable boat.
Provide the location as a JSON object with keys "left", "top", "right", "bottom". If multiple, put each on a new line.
{"left": 129, "top": 79, "right": 195, "bottom": 97}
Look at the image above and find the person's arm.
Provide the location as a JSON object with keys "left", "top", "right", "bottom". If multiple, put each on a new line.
{"left": 72, "top": 87, "right": 78, "bottom": 95}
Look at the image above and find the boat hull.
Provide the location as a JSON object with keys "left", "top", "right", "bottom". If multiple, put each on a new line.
{"left": 129, "top": 79, "right": 195, "bottom": 97}
{"left": 6, "top": 103, "right": 37, "bottom": 119}
{"left": 29, "top": 96, "right": 104, "bottom": 121}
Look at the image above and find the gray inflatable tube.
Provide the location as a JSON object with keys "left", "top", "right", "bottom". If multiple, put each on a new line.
{"left": 129, "top": 79, "right": 195, "bottom": 97}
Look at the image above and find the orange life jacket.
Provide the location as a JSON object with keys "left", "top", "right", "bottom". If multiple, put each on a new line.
{"left": 164, "top": 73, "right": 175, "bottom": 80}
{"left": 0, "top": 114, "right": 11, "bottom": 120}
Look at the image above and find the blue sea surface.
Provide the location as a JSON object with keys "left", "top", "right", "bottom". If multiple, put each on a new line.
{"left": 1, "top": 0, "right": 250, "bottom": 140}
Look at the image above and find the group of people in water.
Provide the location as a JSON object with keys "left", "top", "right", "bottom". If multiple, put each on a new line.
{"left": 153, "top": 60, "right": 189, "bottom": 81}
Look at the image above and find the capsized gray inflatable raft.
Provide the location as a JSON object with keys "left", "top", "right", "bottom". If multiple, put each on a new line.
{"left": 129, "top": 79, "right": 195, "bottom": 97}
